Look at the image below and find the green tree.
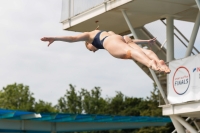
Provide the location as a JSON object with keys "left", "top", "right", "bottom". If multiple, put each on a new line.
{"left": 140, "top": 83, "right": 162, "bottom": 116}
{"left": 0, "top": 83, "right": 35, "bottom": 111}
{"left": 56, "top": 84, "right": 82, "bottom": 113}
{"left": 81, "top": 87, "right": 107, "bottom": 114}
{"left": 121, "top": 97, "right": 146, "bottom": 116}
{"left": 137, "top": 83, "right": 171, "bottom": 133}
{"left": 106, "top": 91, "right": 125, "bottom": 115}
{"left": 136, "top": 126, "right": 169, "bottom": 133}
{"left": 34, "top": 100, "right": 58, "bottom": 113}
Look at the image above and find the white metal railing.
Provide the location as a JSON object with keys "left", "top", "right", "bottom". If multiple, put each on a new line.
{"left": 61, "top": 0, "right": 105, "bottom": 22}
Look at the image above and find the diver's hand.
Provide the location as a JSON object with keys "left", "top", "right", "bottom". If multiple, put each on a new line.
{"left": 41, "top": 37, "right": 55, "bottom": 47}
{"left": 148, "top": 37, "right": 157, "bottom": 45}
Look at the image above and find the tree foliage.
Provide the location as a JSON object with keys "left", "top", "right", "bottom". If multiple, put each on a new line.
{"left": 0, "top": 82, "right": 173, "bottom": 133}
{"left": 140, "top": 83, "right": 162, "bottom": 116}
{"left": 56, "top": 84, "right": 82, "bottom": 113}
{"left": 0, "top": 83, "right": 35, "bottom": 111}
{"left": 0, "top": 83, "right": 57, "bottom": 113}
{"left": 34, "top": 100, "right": 57, "bottom": 113}
{"left": 81, "top": 87, "right": 107, "bottom": 114}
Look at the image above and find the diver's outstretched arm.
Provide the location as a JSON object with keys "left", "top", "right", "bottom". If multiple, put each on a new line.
{"left": 41, "top": 32, "right": 90, "bottom": 46}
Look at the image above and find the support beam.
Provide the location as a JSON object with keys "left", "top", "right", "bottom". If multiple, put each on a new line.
{"left": 160, "top": 20, "right": 199, "bottom": 54}
{"left": 149, "top": 69, "right": 168, "bottom": 104}
{"left": 120, "top": 12, "right": 184, "bottom": 133}
{"left": 119, "top": 17, "right": 168, "bottom": 104}
{"left": 172, "top": 117, "right": 191, "bottom": 133}
{"left": 173, "top": 115, "right": 198, "bottom": 133}
{"left": 193, "top": 118, "right": 200, "bottom": 131}
{"left": 185, "top": 11, "right": 200, "bottom": 57}
{"left": 121, "top": 9, "right": 139, "bottom": 39}
{"left": 195, "top": 0, "right": 200, "bottom": 10}
{"left": 170, "top": 116, "right": 186, "bottom": 133}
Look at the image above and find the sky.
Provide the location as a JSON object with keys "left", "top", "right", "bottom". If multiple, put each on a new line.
{"left": 0, "top": 0, "right": 200, "bottom": 105}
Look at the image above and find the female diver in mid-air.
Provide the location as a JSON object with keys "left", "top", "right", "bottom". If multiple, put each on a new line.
{"left": 41, "top": 29, "right": 170, "bottom": 74}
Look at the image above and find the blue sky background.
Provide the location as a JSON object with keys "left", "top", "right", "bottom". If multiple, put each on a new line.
{"left": 0, "top": 0, "right": 199, "bottom": 105}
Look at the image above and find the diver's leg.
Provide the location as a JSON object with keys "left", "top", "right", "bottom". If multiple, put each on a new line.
{"left": 123, "top": 36, "right": 170, "bottom": 73}
{"left": 103, "top": 36, "right": 159, "bottom": 71}
{"left": 128, "top": 48, "right": 159, "bottom": 71}
{"left": 110, "top": 45, "right": 159, "bottom": 71}
{"left": 141, "top": 49, "right": 170, "bottom": 73}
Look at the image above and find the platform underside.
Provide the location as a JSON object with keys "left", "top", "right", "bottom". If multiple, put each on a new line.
{"left": 62, "top": 0, "right": 198, "bottom": 35}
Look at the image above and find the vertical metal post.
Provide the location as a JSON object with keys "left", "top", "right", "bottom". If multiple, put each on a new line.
{"left": 166, "top": 16, "right": 185, "bottom": 133}
{"left": 166, "top": 16, "right": 174, "bottom": 61}
{"left": 20, "top": 120, "right": 25, "bottom": 133}
{"left": 166, "top": 16, "right": 174, "bottom": 105}
{"left": 121, "top": 9, "right": 139, "bottom": 39}
{"left": 71, "top": 0, "right": 74, "bottom": 17}
{"left": 68, "top": 0, "right": 71, "bottom": 18}
{"left": 51, "top": 122, "right": 57, "bottom": 133}
{"left": 185, "top": 11, "right": 200, "bottom": 57}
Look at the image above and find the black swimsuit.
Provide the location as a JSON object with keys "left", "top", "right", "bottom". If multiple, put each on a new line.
{"left": 91, "top": 31, "right": 108, "bottom": 49}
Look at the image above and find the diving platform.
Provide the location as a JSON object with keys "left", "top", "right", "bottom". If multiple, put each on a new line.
{"left": 61, "top": 0, "right": 199, "bottom": 34}
{"left": 60, "top": 0, "right": 200, "bottom": 133}
{"left": 162, "top": 101, "right": 200, "bottom": 117}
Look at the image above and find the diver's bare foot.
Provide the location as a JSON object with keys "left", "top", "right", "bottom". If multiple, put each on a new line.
{"left": 158, "top": 60, "right": 171, "bottom": 74}
{"left": 148, "top": 60, "right": 159, "bottom": 71}
{"left": 157, "top": 60, "right": 165, "bottom": 73}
